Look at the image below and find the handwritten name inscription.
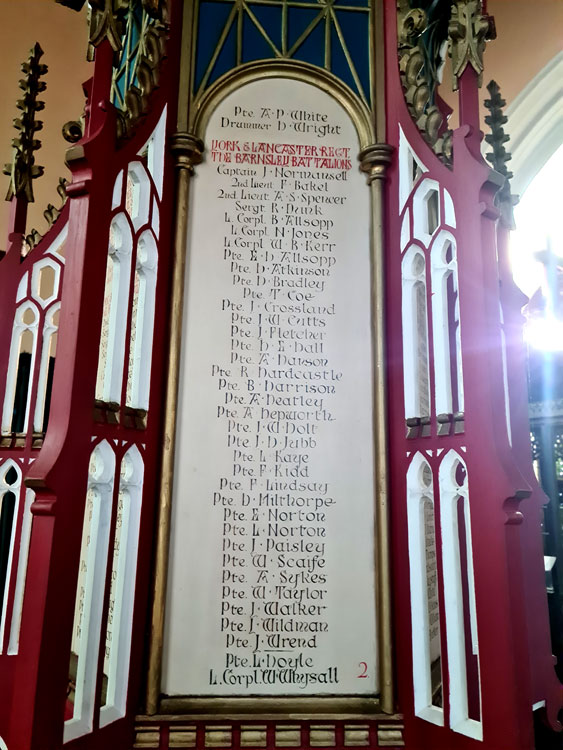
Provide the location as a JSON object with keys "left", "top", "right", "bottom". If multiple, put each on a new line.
{"left": 163, "top": 78, "right": 378, "bottom": 697}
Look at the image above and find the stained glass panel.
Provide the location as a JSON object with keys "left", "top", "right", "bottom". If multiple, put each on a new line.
{"left": 194, "top": 0, "right": 371, "bottom": 104}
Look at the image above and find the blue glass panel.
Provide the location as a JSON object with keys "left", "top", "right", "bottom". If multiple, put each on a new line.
{"left": 129, "top": 19, "right": 141, "bottom": 50}
{"left": 116, "top": 70, "right": 127, "bottom": 101}
{"left": 195, "top": 1, "right": 236, "bottom": 91}
{"left": 287, "top": 6, "right": 324, "bottom": 55}
{"left": 333, "top": 0, "right": 369, "bottom": 7}
{"left": 247, "top": 4, "right": 283, "bottom": 52}
{"left": 207, "top": 16, "right": 238, "bottom": 89}
{"left": 334, "top": 10, "right": 370, "bottom": 101}
{"left": 242, "top": 11, "right": 277, "bottom": 63}
{"left": 133, "top": 1, "right": 144, "bottom": 24}
{"left": 330, "top": 24, "right": 360, "bottom": 98}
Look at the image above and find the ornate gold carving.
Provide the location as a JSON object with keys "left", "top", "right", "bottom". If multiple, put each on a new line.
{"left": 24, "top": 228, "right": 43, "bottom": 253}
{"left": 448, "top": 1, "right": 496, "bottom": 91}
{"left": 114, "top": 7, "right": 169, "bottom": 139}
{"left": 23, "top": 176, "right": 68, "bottom": 256}
{"left": 88, "top": 0, "right": 130, "bottom": 52}
{"left": 79, "top": 1, "right": 168, "bottom": 138}
{"left": 62, "top": 120, "right": 84, "bottom": 144}
{"left": 396, "top": 3, "right": 451, "bottom": 163}
{"left": 3, "top": 43, "right": 47, "bottom": 202}
{"left": 43, "top": 177, "right": 69, "bottom": 228}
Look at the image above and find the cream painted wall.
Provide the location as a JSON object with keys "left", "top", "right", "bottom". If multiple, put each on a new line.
{"left": 0, "top": 1, "right": 90, "bottom": 246}
{"left": 487, "top": 0, "right": 563, "bottom": 107}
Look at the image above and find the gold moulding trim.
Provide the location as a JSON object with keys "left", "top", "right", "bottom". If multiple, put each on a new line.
{"left": 134, "top": 720, "right": 404, "bottom": 749}
{"left": 309, "top": 726, "right": 336, "bottom": 747}
{"left": 206, "top": 726, "right": 232, "bottom": 747}
{"left": 145, "top": 129, "right": 204, "bottom": 714}
{"left": 358, "top": 144, "right": 394, "bottom": 183}
{"left": 377, "top": 724, "right": 405, "bottom": 747}
{"left": 157, "top": 695, "right": 384, "bottom": 718}
{"left": 170, "top": 132, "right": 205, "bottom": 172}
{"left": 240, "top": 726, "right": 267, "bottom": 748}
{"left": 190, "top": 59, "right": 374, "bottom": 150}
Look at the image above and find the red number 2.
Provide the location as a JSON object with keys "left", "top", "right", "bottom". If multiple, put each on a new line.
{"left": 357, "top": 662, "right": 368, "bottom": 678}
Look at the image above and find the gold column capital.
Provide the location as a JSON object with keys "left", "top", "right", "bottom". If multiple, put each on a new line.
{"left": 170, "top": 132, "right": 204, "bottom": 173}
{"left": 358, "top": 143, "right": 394, "bottom": 184}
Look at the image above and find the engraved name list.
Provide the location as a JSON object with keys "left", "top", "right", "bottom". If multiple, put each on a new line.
{"left": 164, "top": 79, "right": 378, "bottom": 698}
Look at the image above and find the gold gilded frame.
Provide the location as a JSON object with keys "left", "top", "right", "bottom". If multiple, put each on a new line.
{"left": 191, "top": 60, "right": 373, "bottom": 147}
{"left": 145, "top": 0, "right": 393, "bottom": 721}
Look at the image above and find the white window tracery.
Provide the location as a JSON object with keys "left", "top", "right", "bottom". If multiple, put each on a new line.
{"left": 431, "top": 232, "right": 464, "bottom": 418}
{"left": 439, "top": 451, "right": 482, "bottom": 740}
{"left": 33, "top": 305, "right": 60, "bottom": 433}
{"left": 2, "top": 302, "right": 40, "bottom": 435}
{"left": 0, "top": 461, "right": 22, "bottom": 651}
{"left": 6, "top": 487, "right": 34, "bottom": 655}
{"left": 126, "top": 231, "right": 158, "bottom": 411}
{"left": 95, "top": 213, "right": 133, "bottom": 404}
{"left": 96, "top": 116, "right": 163, "bottom": 417}
{"left": 402, "top": 248, "right": 431, "bottom": 420}
{"left": 100, "top": 445, "right": 144, "bottom": 726}
{"left": 65, "top": 441, "right": 115, "bottom": 743}
{"left": 407, "top": 453, "right": 444, "bottom": 726}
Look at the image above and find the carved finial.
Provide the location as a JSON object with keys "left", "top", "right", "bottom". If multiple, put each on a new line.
{"left": 484, "top": 80, "right": 516, "bottom": 223}
{"left": 448, "top": 1, "right": 496, "bottom": 91}
{"left": 484, "top": 81, "right": 511, "bottom": 177}
{"left": 3, "top": 43, "right": 48, "bottom": 202}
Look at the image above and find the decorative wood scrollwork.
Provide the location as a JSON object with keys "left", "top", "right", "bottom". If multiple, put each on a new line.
{"left": 396, "top": 1, "right": 452, "bottom": 165}
{"left": 114, "top": 14, "right": 168, "bottom": 139}
{"left": 57, "top": 0, "right": 169, "bottom": 140}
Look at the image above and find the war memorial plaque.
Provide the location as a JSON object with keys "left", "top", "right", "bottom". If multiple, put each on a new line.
{"left": 163, "top": 79, "right": 377, "bottom": 697}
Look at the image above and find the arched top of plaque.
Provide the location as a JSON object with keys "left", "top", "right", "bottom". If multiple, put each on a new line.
{"left": 192, "top": 60, "right": 374, "bottom": 150}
